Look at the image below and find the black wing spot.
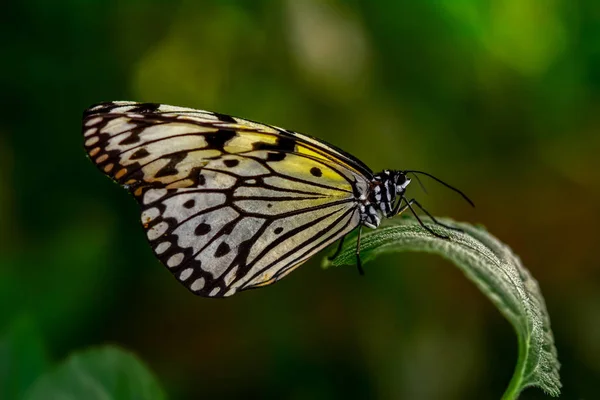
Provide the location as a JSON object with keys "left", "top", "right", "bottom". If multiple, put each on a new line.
{"left": 213, "top": 112, "right": 237, "bottom": 123}
{"left": 195, "top": 223, "right": 211, "bottom": 236}
{"left": 235, "top": 239, "right": 254, "bottom": 275}
{"left": 274, "top": 227, "right": 283, "bottom": 234}
{"left": 198, "top": 173, "right": 206, "bottom": 185}
{"left": 266, "top": 152, "right": 286, "bottom": 162}
{"left": 154, "top": 166, "right": 178, "bottom": 178}
{"left": 267, "top": 203, "right": 273, "bottom": 208}
{"left": 205, "top": 129, "right": 236, "bottom": 150}
{"left": 155, "top": 153, "right": 187, "bottom": 178}
{"left": 131, "top": 148, "right": 150, "bottom": 160}
{"left": 310, "top": 167, "right": 323, "bottom": 177}
{"left": 254, "top": 136, "right": 296, "bottom": 152}
{"left": 131, "top": 103, "right": 160, "bottom": 114}
{"left": 183, "top": 199, "right": 195, "bottom": 209}
{"left": 277, "top": 137, "right": 296, "bottom": 152}
{"left": 254, "top": 142, "right": 276, "bottom": 151}
{"left": 214, "top": 242, "right": 231, "bottom": 258}
{"left": 119, "top": 133, "right": 141, "bottom": 145}
{"left": 224, "top": 159, "right": 239, "bottom": 168}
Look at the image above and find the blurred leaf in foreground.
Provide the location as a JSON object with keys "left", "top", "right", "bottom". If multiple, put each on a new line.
{"left": 24, "top": 346, "right": 165, "bottom": 400}
{"left": 323, "top": 217, "right": 561, "bottom": 399}
{"left": 0, "top": 316, "right": 49, "bottom": 400}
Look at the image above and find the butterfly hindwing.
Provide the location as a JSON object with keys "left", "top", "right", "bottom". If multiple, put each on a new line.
{"left": 83, "top": 101, "right": 370, "bottom": 297}
{"left": 140, "top": 186, "right": 359, "bottom": 296}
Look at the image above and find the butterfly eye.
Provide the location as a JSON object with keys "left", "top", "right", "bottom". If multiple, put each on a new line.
{"left": 395, "top": 175, "right": 410, "bottom": 192}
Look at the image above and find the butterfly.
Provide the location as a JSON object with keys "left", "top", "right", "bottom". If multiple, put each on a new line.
{"left": 83, "top": 101, "right": 473, "bottom": 297}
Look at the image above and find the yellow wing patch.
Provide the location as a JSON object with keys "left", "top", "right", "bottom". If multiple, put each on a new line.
{"left": 82, "top": 101, "right": 370, "bottom": 297}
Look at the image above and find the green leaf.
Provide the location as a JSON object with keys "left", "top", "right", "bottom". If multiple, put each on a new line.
{"left": 322, "top": 217, "right": 561, "bottom": 399}
{"left": 0, "top": 315, "right": 49, "bottom": 400}
{"left": 24, "top": 345, "right": 166, "bottom": 400}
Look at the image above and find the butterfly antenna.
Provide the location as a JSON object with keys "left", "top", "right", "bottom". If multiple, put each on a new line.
{"left": 409, "top": 172, "right": 428, "bottom": 195}
{"left": 403, "top": 170, "right": 475, "bottom": 207}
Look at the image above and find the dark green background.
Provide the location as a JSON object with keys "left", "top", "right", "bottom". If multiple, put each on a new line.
{"left": 2, "top": 1, "right": 599, "bottom": 399}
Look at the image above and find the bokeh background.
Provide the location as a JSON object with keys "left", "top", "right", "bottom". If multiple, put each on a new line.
{"left": 2, "top": 0, "right": 599, "bottom": 399}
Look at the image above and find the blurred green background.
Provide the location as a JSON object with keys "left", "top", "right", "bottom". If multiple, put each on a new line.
{"left": 2, "top": 0, "right": 599, "bottom": 399}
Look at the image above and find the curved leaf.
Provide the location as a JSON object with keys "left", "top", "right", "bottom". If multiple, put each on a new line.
{"left": 322, "top": 217, "right": 561, "bottom": 399}
{"left": 24, "top": 345, "right": 165, "bottom": 400}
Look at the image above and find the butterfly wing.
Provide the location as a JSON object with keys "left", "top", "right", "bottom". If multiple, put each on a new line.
{"left": 83, "top": 101, "right": 371, "bottom": 297}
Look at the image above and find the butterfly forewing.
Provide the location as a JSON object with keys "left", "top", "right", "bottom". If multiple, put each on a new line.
{"left": 83, "top": 101, "right": 370, "bottom": 297}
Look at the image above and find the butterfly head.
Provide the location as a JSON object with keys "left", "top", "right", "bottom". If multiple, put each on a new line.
{"left": 393, "top": 170, "right": 411, "bottom": 194}
{"left": 372, "top": 170, "right": 411, "bottom": 201}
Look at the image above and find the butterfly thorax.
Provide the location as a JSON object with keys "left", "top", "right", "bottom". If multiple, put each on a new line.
{"left": 359, "top": 170, "right": 411, "bottom": 229}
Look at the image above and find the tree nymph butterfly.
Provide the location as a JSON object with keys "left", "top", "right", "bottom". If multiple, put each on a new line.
{"left": 83, "top": 101, "right": 473, "bottom": 297}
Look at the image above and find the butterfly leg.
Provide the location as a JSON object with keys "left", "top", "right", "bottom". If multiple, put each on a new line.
{"left": 328, "top": 235, "right": 346, "bottom": 261}
{"left": 391, "top": 196, "right": 405, "bottom": 215}
{"left": 399, "top": 197, "right": 450, "bottom": 239}
{"left": 407, "top": 198, "right": 463, "bottom": 233}
{"left": 356, "top": 224, "right": 365, "bottom": 275}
